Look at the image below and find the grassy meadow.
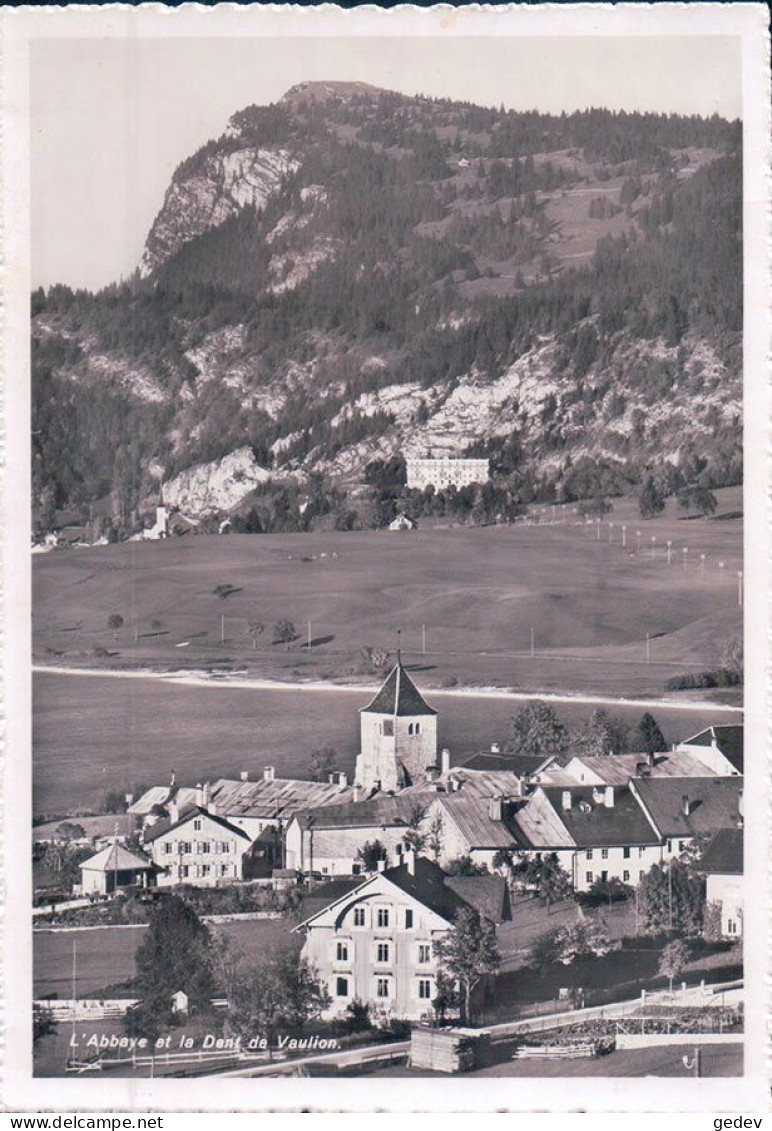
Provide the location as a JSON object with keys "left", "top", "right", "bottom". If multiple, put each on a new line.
{"left": 34, "top": 487, "right": 743, "bottom": 690}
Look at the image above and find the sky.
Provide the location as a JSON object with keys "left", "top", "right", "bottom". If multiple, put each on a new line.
{"left": 30, "top": 36, "right": 742, "bottom": 291}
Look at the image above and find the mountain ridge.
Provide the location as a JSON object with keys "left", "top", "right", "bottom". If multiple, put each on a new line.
{"left": 31, "top": 85, "right": 742, "bottom": 538}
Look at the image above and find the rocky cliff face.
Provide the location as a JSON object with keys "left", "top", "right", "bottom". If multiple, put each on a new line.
{"left": 163, "top": 446, "right": 274, "bottom": 516}
{"left": 140, "top": 145, "right": 299, "bottom": 276}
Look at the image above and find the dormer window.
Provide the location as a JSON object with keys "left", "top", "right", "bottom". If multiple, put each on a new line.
{"left": 383, "top": 720, "right": 394, "bottom": 737}
{"left": 193, "top": 819, "right": 202, "bottom": 832}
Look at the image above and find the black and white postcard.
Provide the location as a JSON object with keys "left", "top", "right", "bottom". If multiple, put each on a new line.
{"left": 2, "top": 1, "right": 769, "bottom": 1114}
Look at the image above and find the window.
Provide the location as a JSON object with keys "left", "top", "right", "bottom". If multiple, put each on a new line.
{"left": 163, "top": 843, "right": 172, "bottom": 855}
{"left": 220, "top": 864, "right": 228, "bottom": 877}
{"left": 623, "top": 870, "right": 630, "bottom": 882}
{"left": 200, "top": 864, "right": 210, "bottom": 877}
{"left": 336, "top": 977, "right": 348, "bottom": 998}
{"left": 418, "top": 944, "right": 431, "bottom": 964}
{"left": 638, "top": 847, "right": 645, "bottom": 858}
{"left": 601, "top": 848, "right": 609, "bottom": 860}
{"left": 352, "top": 864, "right": 361, "bottom": 876}
{"left": 353, "top": 907, "right": 366, "bottom": 927}
{"left": 586, "top": 850, "right": 593, "bottom": 861}
{"left": 405, "top": 909, "right": 414, "bottom": 930}
{"left": 377, "top": 908, "right": 390, "bottom": 928}
{"left": 727, "top": 919, "right": 737, "bottom": 935}
{"left": 193, "top": 820, "right": 202, "bottom": 832}
{"left": 678, "top": 841, "right": 686, "bottom": 853}
{"left": 418, "top": 979, "right": 432, "bottom": 1000}
{"left": 383, "top": 720, "right": 394, "bottom": 737}
{"left": 601, "top": 870, "right": 608, "bottom": 882}
{"left": 408, "top": 723, "right": 414, "bottom": 735}
{"left": 376, "top": 943, "right": 390, "bottom": 964}
{"left": 180, "top": 841, "right": 192, "bottom": 855}
{"left": 667, "top": 839, "right": 673, "bottom": 853}
{"left": 336, "top": 942, "right": 349, "bottom": 963}
{"left": 376, "top": 978, "right": 390, "bottom": 999}
{"left": 221, "top": 842, "right": 230, "bottom": 854}
{"left": 180, "top": 865, "right": 189, "bottom": 879}
{"left": 623, "top": 847, "right": 631, "bottom": 859}
{"left": 202, "top": 842, "right": 211, "bottom": 854}
{"left": 585, "top": 871, "right": 593, "bottom": 884}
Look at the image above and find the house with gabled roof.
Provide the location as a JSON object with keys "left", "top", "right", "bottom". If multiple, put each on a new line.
{"left": 77, "top": 841, "right": 155, "bottom": 897}
{"left": 697, "top": 827, "right": 744, "bottom": 939}
{"left": 294, "top": 852, "right": 509, "bottom": 1020}
{"left": 509, "top": 784, "right": 664, "bottom": 891}
{"left": 675, "top": 725, "right": 743, "bottom": 775}
{"left": 629, "top": 776, "right": 744, "bottom": 854}
{"left": 355, "top": 658, "right": 439, "bottom": 793}
{"left": 144, "top": 805, "right": 252, "bottom": 887}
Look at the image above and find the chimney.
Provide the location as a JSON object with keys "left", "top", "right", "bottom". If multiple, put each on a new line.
{"left": 561, "top": 790, "right": 572, "bottom": 811}
{"left": 169, "top": 798, "right": 179, "bottom": 825}
{"left": 125, "top": 792, "right": 134, "bottom": 808}
{"left": 328, "top": 772, "right": 337, "bottom": 784}
{"left": 353, "top": 784, "right": 364, "bottom": 803}
{"left": 681, "top": 794, "right": 691, "bottom": 817}
{"left": 264, "top": 766, "right": 275, "bottom": 782}
{"left": 376, "top": 858, "right": 386, "bottom": 873}
{"left": 490, "top": 742, "right": 501, "bottom": 755}
{"left": 202, "top": 782, "right": 210, "bottom": 810}
{"left": 240, "top": 770, "right": 249, "bottom": 782}
{"left": 338, "top": 772, "right": 348, "bottom": 788}
{"left": 604, "top": 786, "right": 614, "bottom": 808}
{"left": 405, "top": 847, "right": 416, "bottom": 876}
{"left": 647, "top": 751, "right": 655, "bottom": 768}
{"left": 195, "top": 782, "right": 205, "bottom": 808}
{"left": 425, "top": 765, "right": 440, "bottom": 783}
{"left": 170, "top": 770, "right": 176, "bottom": 788}
{"left": 441, "top": 748, "right": 451, "bottom": 775}
{"left": 488, "top": 797, "right": 504, "bottom": 822}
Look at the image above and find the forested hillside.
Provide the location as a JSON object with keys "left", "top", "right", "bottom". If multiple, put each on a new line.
{"left": 31, "top": 82, "right": 742, "bottom": 538}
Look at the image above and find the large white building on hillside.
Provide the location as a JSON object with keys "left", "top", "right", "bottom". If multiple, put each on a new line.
{"left": 405, "top": 457, "right": 489, "bottom": 492}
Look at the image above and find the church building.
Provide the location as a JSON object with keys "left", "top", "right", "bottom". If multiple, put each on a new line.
{"left": 355, "top": 659, "right": 438, "bottom": 793}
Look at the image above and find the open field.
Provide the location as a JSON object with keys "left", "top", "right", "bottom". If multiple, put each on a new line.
{"left": 33, "top": 918, "right": 299, "bottom": 1000}
{"left": 33, "top": 671, "right": 741, "bottom": 815}
{"left": 33, "top": 487, "right": 743, "bottom": 698}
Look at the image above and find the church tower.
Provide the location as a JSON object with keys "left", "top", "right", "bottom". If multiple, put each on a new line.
{"left": 355, "top": 658, "right": 438, "bottom": 793}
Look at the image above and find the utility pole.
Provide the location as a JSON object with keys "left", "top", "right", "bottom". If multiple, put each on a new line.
{"left": 636, "top": 530, "right": 641, "bottom": 554}
{"left": 609, "top": 522, "right": 614, "bottom": 544}
{"left": 622, "top": 525, "right": 627, "bottom": 548}
{"left": 666, "top": 540, "right": 672, "bottom": 565}
{"left": 134, "top": 619, "right": 138, "bottom": 644}
{"left": 307, "top": 620, "right": 312, "bottom": 650}
{"left": 530, "top": 627, "right": 535, "bottom": 658}
{"left": 422, "top": 623, "right": 426, "bottom": 655}
{"left": 700, "top": 553, "right": 706, "bottom": 579}
{"left": 737, "top": 571, "right": 743, "bottom": 607}
{"left": 651, "top": 536, "right": 657, "bottom": 559}
{"left": 683, "top": 547, "right": 688, "bottom": 572}
{"left": 646, "top": 633, "right": 650, "bottom": 663}
{"left": 596, "top": 519, "right": 600, "bottom": 541}
{"left": 221, "top": 614, "right": 226, "bottom": 645}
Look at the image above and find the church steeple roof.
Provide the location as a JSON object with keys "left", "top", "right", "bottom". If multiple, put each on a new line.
{"left": 361, "top": 660, "right": 437, "bottom": 717}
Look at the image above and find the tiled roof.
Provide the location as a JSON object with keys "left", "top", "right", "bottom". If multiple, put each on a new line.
{"left": 565, "top": 752, "right": 723, "bottom": 786}
{"left": 143, "top": 805, "right": 252, "bottom": 844}
{"left": 211, "top": 777, "right": 353, "bottom": 820}
{"left": 293, "top": 790, "right": 430, "bottom": 831}
{"left": 383, "top": 858, "right": 508, "bottom": 924}
{"left": 630, "top": 777, "right": 743, "bottom": 839}
{"left": 457, "top": 751, "right": 553, "bottom": 775}
{"left": 436, "top": 793, "right": 525, "bottom": 850}
{"left": 698, "top": 827, "right": 744, "bottom": 875}
{"left": 361, "top": 661, "right": 437, "bottom": 717}
{"left": 524, "top": 785, "right": 660, "bottom": 849}
{"left": 80, "top": 842, "right": 153, "bottom": 873}
{"left": 444, "top": 875, "right": 511, "bottom": 924}
{"left": 678, "top": 725, "right": 744, "bottom": 773}
{"left": 128, "top": 785, "right": 198, "bottom": 816}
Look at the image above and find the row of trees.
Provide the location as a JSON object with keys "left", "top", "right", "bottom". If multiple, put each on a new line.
{"left": 505, "top": 700, "right": 667, "bottom": 762}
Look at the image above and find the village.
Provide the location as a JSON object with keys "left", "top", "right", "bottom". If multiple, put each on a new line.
{"left": 33, "top": 652, "right": 744, "bottom": 1077}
